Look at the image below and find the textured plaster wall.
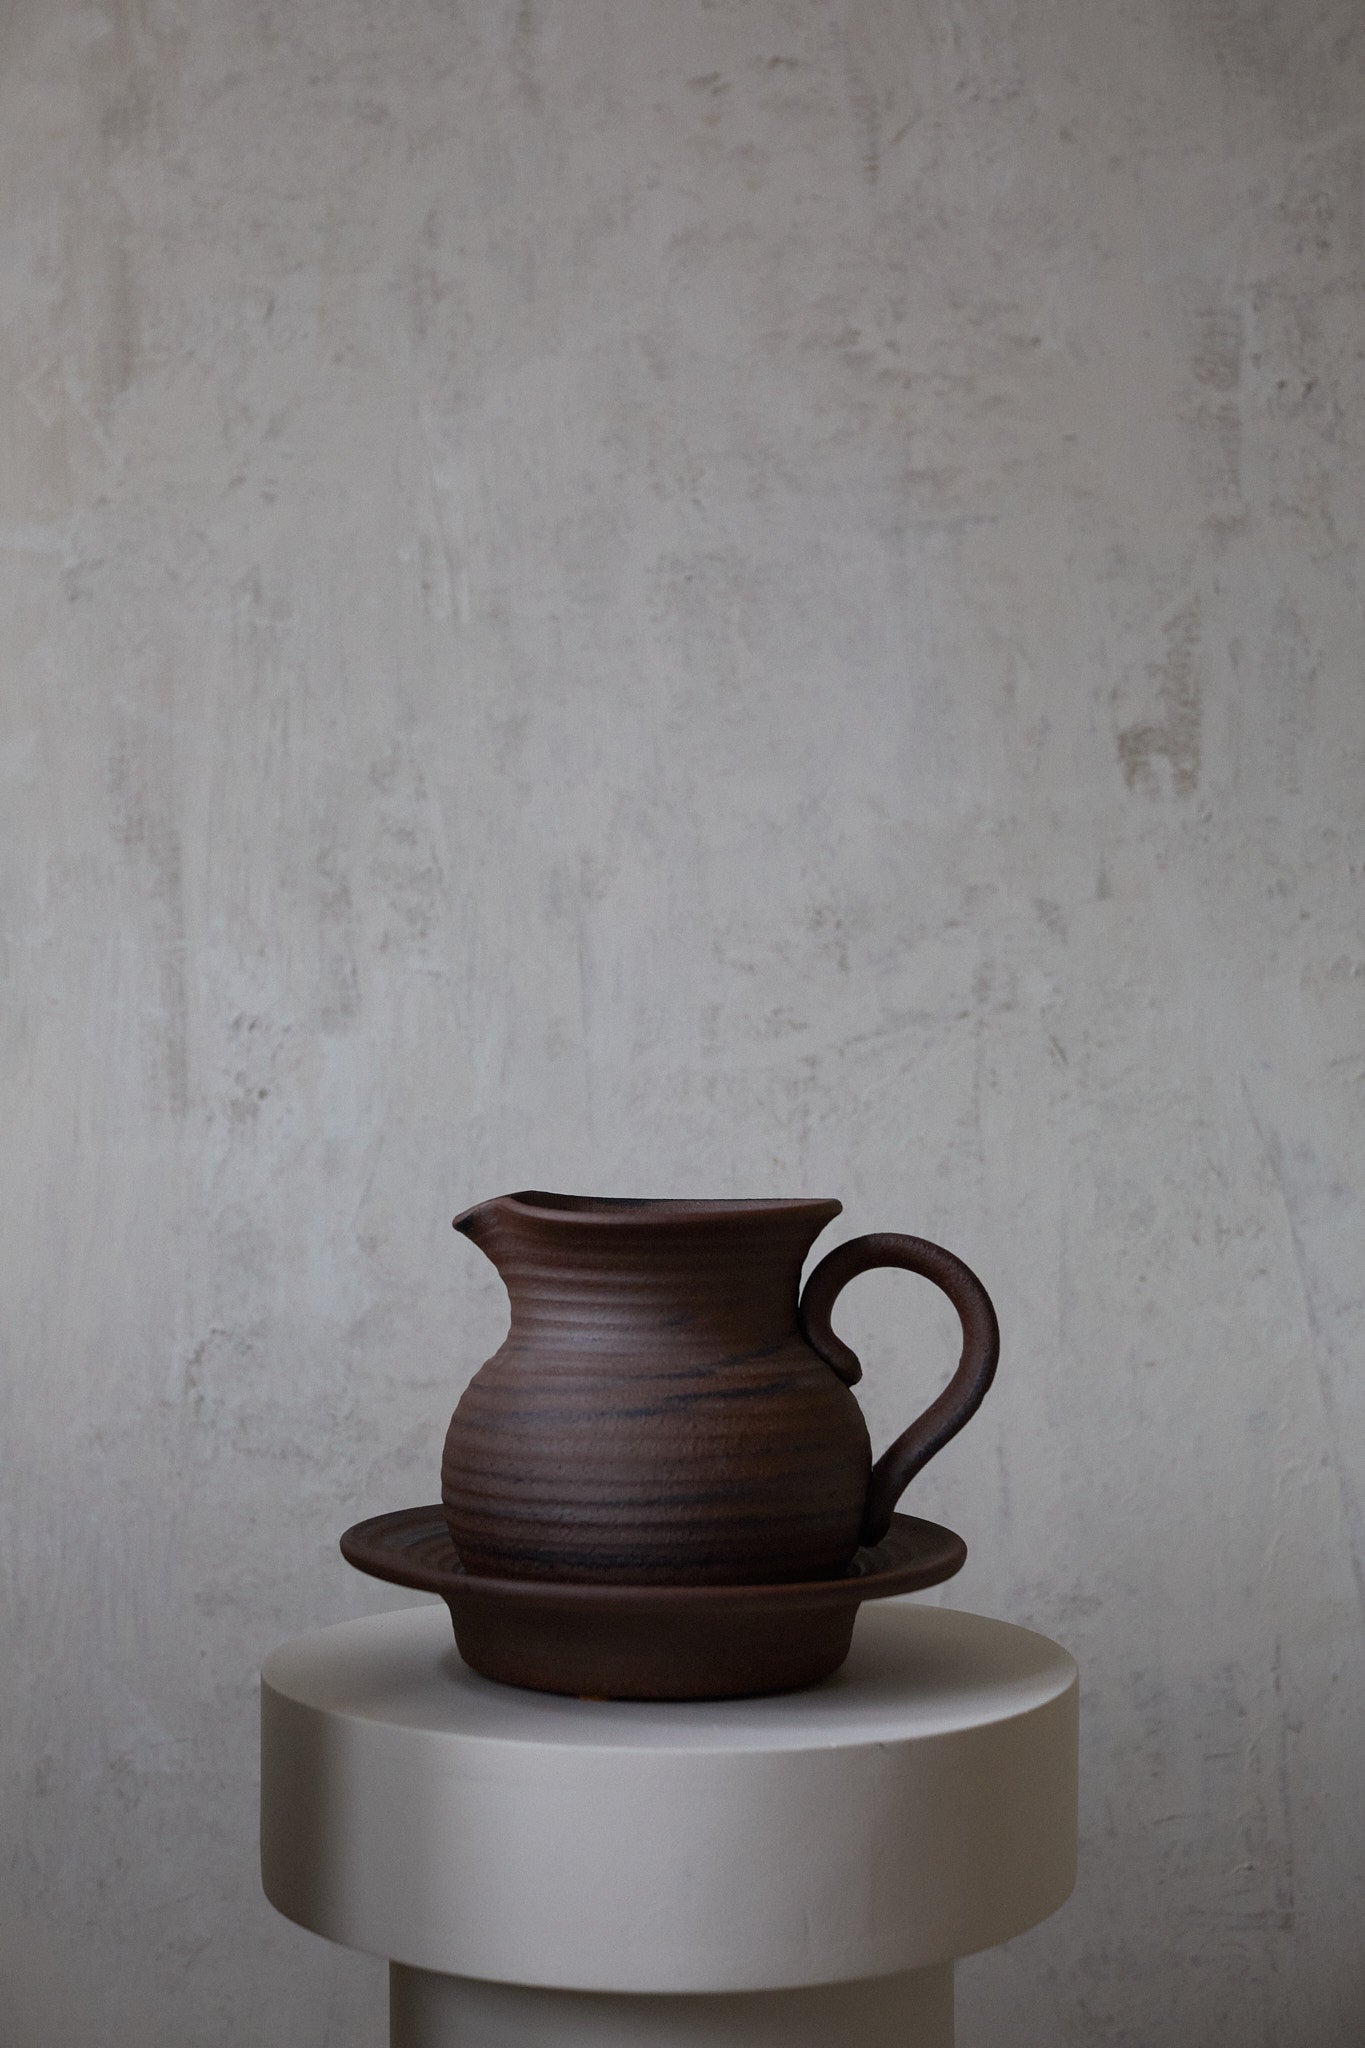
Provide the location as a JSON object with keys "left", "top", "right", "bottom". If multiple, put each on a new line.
{"left": 2, "top": 2, "right": 1363, "bottom": 2043}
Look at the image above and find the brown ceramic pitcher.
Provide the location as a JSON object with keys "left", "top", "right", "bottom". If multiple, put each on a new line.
{"left": 441, "top": 1192, "right": 999, "bottom": 1586}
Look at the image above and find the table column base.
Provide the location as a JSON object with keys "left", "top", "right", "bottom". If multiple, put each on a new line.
{"left": 390, "top": 1961, "right": 953, "bottom": 2047}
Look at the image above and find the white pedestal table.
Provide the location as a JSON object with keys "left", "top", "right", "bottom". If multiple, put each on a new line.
{"left": 261, "top": 1602, "right": 1077, "bottom": 2046}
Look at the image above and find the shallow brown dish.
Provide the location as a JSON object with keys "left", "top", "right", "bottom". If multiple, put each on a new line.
{"left": 340, "top": 1506, "right": 967, "bottom": 1700}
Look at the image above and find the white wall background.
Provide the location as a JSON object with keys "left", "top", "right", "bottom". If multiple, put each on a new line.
{"left": 2, "top": 1, "right": 1362, "bottom": 2042}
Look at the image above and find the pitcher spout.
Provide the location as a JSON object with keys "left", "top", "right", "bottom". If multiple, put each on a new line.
{"left": 451, "top": 1197, "right": 503, "bottom": 1258}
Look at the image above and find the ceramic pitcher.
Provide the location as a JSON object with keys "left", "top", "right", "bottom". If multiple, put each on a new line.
{"left": 441, "top": 1192, "right": 998, "bottom": 1585}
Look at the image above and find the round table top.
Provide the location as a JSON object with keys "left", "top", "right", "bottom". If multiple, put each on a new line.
{"left": 263, "top": 1598, "right": 1075, "bottom": 1749}
{"left": 261, "top": 1601, "right": 1078, "bottom": 1992}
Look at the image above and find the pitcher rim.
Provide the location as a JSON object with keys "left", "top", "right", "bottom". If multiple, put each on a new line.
{"left": 456, "top": 1190, "right": 843, "bottom": 1228}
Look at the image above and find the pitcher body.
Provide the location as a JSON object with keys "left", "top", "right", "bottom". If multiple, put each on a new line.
{"left": 441, "top": 1194, "right": 870, "bottom": 1584}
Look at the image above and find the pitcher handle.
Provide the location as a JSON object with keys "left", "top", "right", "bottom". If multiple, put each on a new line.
{"left": 798, "top": 1233, "right": 999, "bottom": 1547}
